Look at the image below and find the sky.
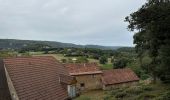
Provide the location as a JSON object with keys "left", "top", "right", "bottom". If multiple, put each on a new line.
{"left": 0, "top": 0, "right": 146, "bottom": 46}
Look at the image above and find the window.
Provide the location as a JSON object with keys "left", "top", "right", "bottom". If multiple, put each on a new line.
{"left": 80, "top": 83, "right": 85, "bottom": 87}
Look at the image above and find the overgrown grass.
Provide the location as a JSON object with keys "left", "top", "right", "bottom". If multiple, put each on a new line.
{"left": 74, "top": 90, "right": 105, "bottom": 100}
{"left": 103, "top": 82, "right": 170, "bottom": 100}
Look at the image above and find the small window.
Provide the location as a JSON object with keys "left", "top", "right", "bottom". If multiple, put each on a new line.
{"left": 80, "top": 83, "right": 85, "bottom": 87}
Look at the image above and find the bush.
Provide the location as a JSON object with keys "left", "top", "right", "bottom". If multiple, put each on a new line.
{"left": 99, "top": 56, "right": 108, "bottom": 64}
{"left": 110, "top": 88, "right": 124, "bottom": 95}
{"left": 142, "top": 85, "right": 153, "bottom": 91}
{"left": 125, "top": 86, "right": 143, "bottom": 95}
{"left": 115, "top": 91, "right": 127, "bottom": 98}
{"left": 137, "top": 93, "right": 156, "bottom": 100}
{"left": 156, "top": 91, "right": 170, "bottom": 100}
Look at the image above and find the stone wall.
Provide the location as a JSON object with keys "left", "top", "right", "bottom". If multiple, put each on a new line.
{"left": 75, "top": 74, "right": 102, "bottom": 91}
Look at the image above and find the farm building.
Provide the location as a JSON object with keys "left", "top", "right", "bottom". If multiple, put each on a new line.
{"left": 0, "top": 56, "right": 140, "bottom": 100}
{"left": 2, "top": 56, "right": 77, "bottom": 100}
{"left": 64, "top": 63, "right": 103, "bottom": 91}
{"left": 102, "top": 68, "right": 139, "bottom": 90}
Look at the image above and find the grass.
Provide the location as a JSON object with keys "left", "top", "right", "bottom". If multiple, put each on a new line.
{"left": 100, "top": 64, "right": 113, "bottom": 70}
{"left": 74, "top": 90, "right": 106, "bottom": 100}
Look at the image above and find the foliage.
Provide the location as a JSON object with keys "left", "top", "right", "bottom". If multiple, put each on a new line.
{"left": 104, "top": 83, "right": 170, "bottom": 100}
{"left": 156, "top": 91, "right": 170, "bottom": 100}
{"left": 99, "top": 56, "right": 108, "bottom": 64}
{"left": 125, "top": 0, "right": 170, "bottom": 82}
{"left": 0, "top": 50, "right": 17, "bottom": 58}
{"left": 115, "top": 91, "right": 127, "bottom": 98}
{"left": 76, "top": 57, "right": 89, "bottom": 63}
{"left": 113, "top": 57, "right": 129, "bottom": 69}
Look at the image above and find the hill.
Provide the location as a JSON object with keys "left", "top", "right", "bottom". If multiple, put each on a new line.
{"left": 0, "top": 39, "right": 123, "bottom": 50}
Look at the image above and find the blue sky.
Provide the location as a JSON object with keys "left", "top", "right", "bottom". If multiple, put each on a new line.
{"left": 0, "top": 0, "right": 146, "bottom": 46}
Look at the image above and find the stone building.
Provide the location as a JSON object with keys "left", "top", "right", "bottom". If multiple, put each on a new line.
{"left": 64, "top": 63, "right": 103, "bottom": 92}
{"left": 2, "top": 56, "right": 77, "bottom": 100}
{"left": 102, "top": 68, "right": 139, "bottom": 90}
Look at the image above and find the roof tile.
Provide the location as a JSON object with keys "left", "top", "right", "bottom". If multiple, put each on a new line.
{"left": 102, "top": 68, "right": 139, "bottom": 85}
{"left": 3, "top": 56, "right": 71, "bottom": 100}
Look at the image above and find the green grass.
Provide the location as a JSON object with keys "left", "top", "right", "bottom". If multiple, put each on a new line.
{"left": 100, "top": 64, "right": 113, "bottom": 70}
{"left": 74, "top": 90, "right": 106, "bottom": 100}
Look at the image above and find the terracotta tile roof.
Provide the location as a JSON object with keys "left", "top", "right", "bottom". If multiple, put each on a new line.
{"left": 102, "top": 68, "right": 139, "bottom": 85}
{"left": 64, "top": 63, "right": 102, "bottom": 76}
{"left": 0, "top": 59, "right": 11, "bottom": 100}
{"left": 3, "top": 56, "right": 72, "bottom": 100}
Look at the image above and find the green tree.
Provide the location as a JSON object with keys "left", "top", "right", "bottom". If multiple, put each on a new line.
{"left": 99, "top": 56, "right": 108, "bottom": 64}
{"left": 125, "top": 0, "right": 170, "bottom": 83}
{"left": 76, "top": 57, "right": 89, "bottom": 63}
{"left": 113, "top": 58, "right": 128, "bottom": 69}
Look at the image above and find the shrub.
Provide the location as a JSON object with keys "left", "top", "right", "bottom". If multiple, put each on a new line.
{"left": 137, "top": 93, "right": 156, "bottom": 100}
{"left": 115, "top": 91, "right": 127, "bottom": 98}
{"left": 142, "top": 85, "right": 153, "bottom": 91}
{"left": 125, "top": 86, "right": 143, "bottom": 95}
{"left": 110, "top": 88, "right": 124, "bottom": 95}
{"left": 156, "top": 91, "right": 170, "bottom": 100}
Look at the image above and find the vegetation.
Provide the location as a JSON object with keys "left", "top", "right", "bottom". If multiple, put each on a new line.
{"left": 74, "top": 82, "right": 170, "bottom": 100}
{"left": 99, "top": 56, "right": 108, "bottom": 64}
{"left": 103, "top": 82, "right": 170, "bottom": 100}
{"left": 0, "top": 39, "right": 121, "bottom": 50}
{"left": 125, "top": 0, "right": 170, "bottom": 83}
{"left": 113, "top": 57, "right": 129, "bottom": 69}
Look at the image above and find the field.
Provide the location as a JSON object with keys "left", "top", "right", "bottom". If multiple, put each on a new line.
{"left": 32, "top": 53, "right": 113, "bottom": 70}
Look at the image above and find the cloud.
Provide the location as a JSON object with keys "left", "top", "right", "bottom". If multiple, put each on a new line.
{"left": 0, "top": 0, "right": 146, "bottom": 46}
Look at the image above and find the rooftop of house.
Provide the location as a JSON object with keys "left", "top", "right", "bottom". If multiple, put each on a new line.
{"left": 3, "top": 56, "right": 73, "bottom": 100}
{"left": 102, "top": 68, "right": 139, "bottom": 85}
{"left": 0, "top": 59, "right": 11, "bottom": 100}
{"left": 64, "top": 63, "right": 103, "bottom": 76}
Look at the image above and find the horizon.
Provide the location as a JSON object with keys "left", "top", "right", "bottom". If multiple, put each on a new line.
{"left": 0, "top": 38, "right": 134, "bottom": 47}
{"left": 0, "top": 0, "right": 146, "bottom": 46}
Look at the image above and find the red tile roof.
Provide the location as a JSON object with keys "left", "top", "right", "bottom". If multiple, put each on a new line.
{"left": 64, "top": 63, "right": 102, "bottom": 76}
{"left": 102, "top": 68, "right": 139, "bottom": 85}
{"left": 3, "top": 56, "right": 72, "bottom": 100}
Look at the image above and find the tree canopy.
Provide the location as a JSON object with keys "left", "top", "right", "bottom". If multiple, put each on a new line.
{"left": 125, "top": 0, "right": 170, "bottom": 82}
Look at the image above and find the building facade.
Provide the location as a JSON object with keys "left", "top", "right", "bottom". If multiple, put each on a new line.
{"left": 64, "top": 63, "right": 103, "bottom": 92}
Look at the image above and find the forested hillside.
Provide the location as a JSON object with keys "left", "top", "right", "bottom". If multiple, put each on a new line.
{"left": 0, "top": 39, "right": 122, "bottom": 50}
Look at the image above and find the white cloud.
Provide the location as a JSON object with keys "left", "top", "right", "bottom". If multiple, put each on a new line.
{"left": 0, "top": 0, "right": 146, "bottom": 46}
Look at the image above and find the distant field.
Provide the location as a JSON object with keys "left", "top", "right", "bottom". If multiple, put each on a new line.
{"left": 32, "top": 53, "right": 113, "bottom": 70}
